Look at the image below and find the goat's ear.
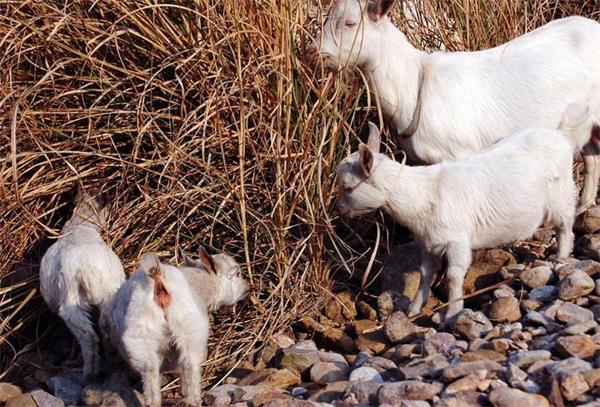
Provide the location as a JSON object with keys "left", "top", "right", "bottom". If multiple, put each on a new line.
{"left": 198, "top": 246, "right": 216, "bottom": 274}
{"left": 367, "top": 0, "right": 395, "bottom": 22}
{"left": 359, "top": 143, "right": 374, "bottom": 177}
{"left": 91, "top": 187, "right": 109, "bottom": 209}
{"left": 140, "top": 252, "right": 161, "bottom": 276}
{"left": 366, "top": 121, "right": 381, "bottom": 153}
{"left": 177, "top": 247, "right": 190, "bottom": 265}
{"left": 74, "top": 182, "right": 86, "bottom": 205}
{"left": 178, "top": 247, "right": 204, "bottom": 269}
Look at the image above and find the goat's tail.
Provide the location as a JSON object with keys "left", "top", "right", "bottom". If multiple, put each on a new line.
{"left": 139, "top": 253, "right": 171, "bottom": 309}
{"left": 559, "top": 87, "right": 600, "bottom": 153}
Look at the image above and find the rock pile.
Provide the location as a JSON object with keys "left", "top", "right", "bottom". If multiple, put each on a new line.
{"left": 202, "top": 237, "right": 600, "bottom": 406}
{"left": 4, "top": 222, "right": 600, "bottom": 406}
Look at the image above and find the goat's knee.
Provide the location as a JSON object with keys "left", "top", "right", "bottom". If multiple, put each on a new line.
{"left": 444, "top": 244, "right": 471, "bottom": 320}
{"left": 445, "top": 267, "right": 467, "bottom": 319}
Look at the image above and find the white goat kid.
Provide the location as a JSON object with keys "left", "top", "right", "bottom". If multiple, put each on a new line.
{"left": 308, "top": 0, "right": 600, "bottom": 212}
{"left": 40, "top": 186, "right": 125, "bottom": 382}
{"left": 336, "top": 102, "right": 598, "bottom": 320}
{"left": 109, "top": 249, "right": 249, "bottom": 407}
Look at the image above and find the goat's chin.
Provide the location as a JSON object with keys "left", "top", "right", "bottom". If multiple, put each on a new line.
{"left": 342, "top": 207, "right": 376, "bottom": 218}
{"left": 319, "top": 54, "right": 349, "bottom": 72}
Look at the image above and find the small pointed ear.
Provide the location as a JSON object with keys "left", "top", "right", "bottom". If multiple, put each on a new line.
{"left": 178, "top": 247, "right": 204, "bottom": 269}
{"left": 367, "top": 0, "right": 395, "bottom": 21}
{"left": 74, "top": 182, "right": 86, "bottom": 205}
{"left": 139, "top": 252, "right": 161, "bottom": 276}
{"left": 366, "top": 121, "right": 381, "bottom": 153}
{"left": 90, "top": 187, "right": 108, "bottom": 209}
{"left": 198, "top": 246, "right": 216, "bottom": 274}
{"left": 359, "top": 143, "right": 374, "bottom": 178}
{"left": 177, "top": 247, "right": 190, "bottom": 265}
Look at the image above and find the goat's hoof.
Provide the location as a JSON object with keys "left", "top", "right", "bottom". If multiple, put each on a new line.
{"left": 407, "top": 309, "right": 420, "bottom": 318}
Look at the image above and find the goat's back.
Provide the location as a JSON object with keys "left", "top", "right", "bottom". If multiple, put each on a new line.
{"left": 408, "top": 16, "right": 600, "bottom": 164}
{"left": 40, "top": 226, "right": 124, "bottom": 311}
{"left": 109, "top": 265, "right": 210, "bottom": 362}
{"left": 427, "top": 129, "right": 575, "bottom": 249}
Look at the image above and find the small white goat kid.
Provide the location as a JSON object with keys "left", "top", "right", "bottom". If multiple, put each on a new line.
{"left": 307, "top": 0, "right": 600, "bottom": 212}
{"left": 336, "top": 102, "right": 599, "bottom": 320}
{"left": 109, "top": 249, "right": 248, "bottom": 407}
{"left": 40, "top": 186, "right": 125, "bottom": 382}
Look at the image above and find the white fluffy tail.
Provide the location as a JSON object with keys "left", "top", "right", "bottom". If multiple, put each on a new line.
{"left": 559, "top": 88, "right": 600, "bottom": 152}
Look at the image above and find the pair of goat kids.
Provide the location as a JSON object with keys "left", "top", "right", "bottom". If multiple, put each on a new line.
{"left": 40, "top": 187, "right": 249, "bottom": 407}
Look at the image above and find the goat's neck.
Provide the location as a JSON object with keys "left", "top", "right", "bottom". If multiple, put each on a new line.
{"left": 363, "top": 23, "right": 425, "bottom": 132}
{"left": 61, "top": 215, "right": 101, "bottom": 234}
{"left": 183, "top": 270, "right": 220, "bottom": 310}
{"left": 375, "top": 159, "right": 437, "bottom": 236}
{"left": 184, "top": 270, "right": 236, "bottom": 311}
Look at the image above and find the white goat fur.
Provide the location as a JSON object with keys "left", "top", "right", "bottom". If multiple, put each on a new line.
{"left": 336, "top": 101, "right": 599, "bottom": 319}
{"left": 40, "top": 187, "right": 125, "bottom": 381}
{"left": 109, "top": 250, "right": 248, "bottom": 407}
{"left": 309, "top": 0, "right": 600, "bottom": 211}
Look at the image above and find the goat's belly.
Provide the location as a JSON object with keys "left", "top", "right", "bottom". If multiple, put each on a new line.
{"left": 470, "top": 212, "right": 544, "bottom": 250}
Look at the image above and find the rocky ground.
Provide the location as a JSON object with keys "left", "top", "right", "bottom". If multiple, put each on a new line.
{"left": 5, "top": 209, "right": 600, "bottom": 406}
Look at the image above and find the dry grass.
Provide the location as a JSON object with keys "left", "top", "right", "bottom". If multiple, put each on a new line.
{"left": 1, "top": 0, "right": 598, "bottom": 386}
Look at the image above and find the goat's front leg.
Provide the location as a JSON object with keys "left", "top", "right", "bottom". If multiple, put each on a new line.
{"left": 578, "top": 152, "right": 600, "bottom": 214}
{"left": 444, "top": 242, "right": 472, "bottom": 320}
{"left": 408, "top": 250, "right": 440, "bottom": 317}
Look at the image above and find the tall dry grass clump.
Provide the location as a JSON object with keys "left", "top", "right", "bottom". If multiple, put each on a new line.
{"left": 1, "top": 0, "right": 598, "bottom": 385}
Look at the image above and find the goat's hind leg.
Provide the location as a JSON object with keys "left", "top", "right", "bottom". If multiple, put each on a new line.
{"left": 124, "top": 336, "right": 163, "bottom": 407}
{"left": 58, "top": 303, "right": 101, "bottom": 383}
{"left": 578, "top": 152, "right": 600, "bottom": 214}
{"left": 177, "top": 334, "right": 207, "bottom": 407}
{"left": 173, "top": 309, "right": 208, "bottom": 407}
{"left": 552, "top": 198, "right": 576, "bottom": 259}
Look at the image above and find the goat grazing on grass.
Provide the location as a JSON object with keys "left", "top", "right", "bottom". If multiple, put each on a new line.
{"left": 336, "top": 100, "right": 599, "bottom": 320}
{"left": 40, "top": 186, "right": 125, "bottom": 382}
{"left": 109, "top": 249, "right": 249, "bottom": 407}
{"left": 307, "top": 0, "right": 600, "bottom": 213}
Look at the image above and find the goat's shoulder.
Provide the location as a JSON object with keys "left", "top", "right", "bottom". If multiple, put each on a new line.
{"left": 538, "top": 15, "right": 599, "bottom": 32}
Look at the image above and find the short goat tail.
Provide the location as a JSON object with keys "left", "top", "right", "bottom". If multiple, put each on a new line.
{"left": 139, "top": 253, "right": 171, "bottom": 309}
{"left": 559, "top": 87, "right": 600, "bottom": 153}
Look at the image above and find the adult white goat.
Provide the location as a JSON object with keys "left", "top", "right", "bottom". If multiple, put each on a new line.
{"left": 307, "top": 0, "right": 600, "bottom": 212}
{"left": 40, "top": 186, "right": 125, "bottom": 382}
{"left": 336, "top": 99, "right": 599, "bottom": 320}
{"left": 109, "top": 249, "right": 248, "bottom": 407}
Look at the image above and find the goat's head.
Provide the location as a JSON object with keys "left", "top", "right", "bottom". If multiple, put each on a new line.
{"left": 73, "top": 183, "right": 109, "bottom": 226}
{"left": 180, "top": 246, "right": 249, "bottom": 306}
{"left": 336, "top": 122, "right": 390, "bottom": 218}
{"left": 306, "top": 0, "right": 395, "bottom": 70}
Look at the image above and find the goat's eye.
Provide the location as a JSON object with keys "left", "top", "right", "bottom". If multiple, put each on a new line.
{"left": 344, "top": 186, "right": 353, "bottom": 193}
{"left": 345, "top": 21, "right": 357, "bottom": 28}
